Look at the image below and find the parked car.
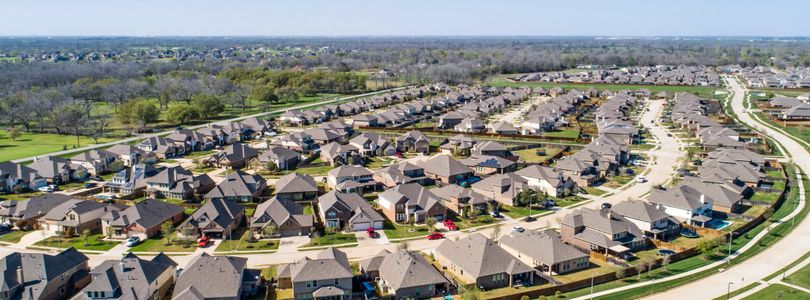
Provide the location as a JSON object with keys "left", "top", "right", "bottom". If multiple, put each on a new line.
{"left": 601, "top": 203, "right": 612, "bottom": 210}
{"left": 426, "top": 232, "right": 445, "bottom": 240}
{"left": 636, "top": 175, "right": 647, "bottom": 183}
{"left": 523, "top": 216, "right": 537, "bottom": 222}
{"left": 366, "top": 227, "right": 378, "bottom": 238}
{"left": 125, "top": 236, "right": 140, "bottom": 247}
{"left": 83, "top": 183, "right": 97, "bottom": 188}
{"left": 625, "top": 168, "right": 635, "bottom": 175}
{"left": 542, "top": 199, "right": 557, "bottom": 208}
{"left": 0, "top": 224, "right": 11, "bottom": 233}
{"left": 512, "top": 226, "right": 525, "bottom": 233}
{"left": 443, "top": 220, "right": 458, "bottom": 231}
{"left": 37, "top": 186, "right": 54, "bottom": 193}
{"left": 198, "top": 235, "right": 210, "bottom": 247}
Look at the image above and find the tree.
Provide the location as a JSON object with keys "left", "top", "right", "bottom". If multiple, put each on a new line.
{"left": 108, "top": 160, "right": 125, "bottom": 173}
{"left": 7, "top": 128, "right": 20, "bottom": 141}
{"left": 636, "top": 260, "right": 647, "bottom": 280}
{"left": 161, "top": 221, "right": 175, "bottom": 245}
{"left": 265, "top": 160, "right": 278, "bottom": 172}
{"left": 615, "top": 268, "right": 626, "bottom": 281}
{"left": 117, "top": 99, "right": 160, "bottom": 131}
{"left": 461, "top": 285, "right": 480, "bottom": 300}
{"left": 82, "top": 229, "right": 91, "bottom": 246}
{"left": 491, "top": 224, "right": 502, "bottom": 240}
{"left": 661, "top": 254, "right": 671, "bottom": 272}
{"left": 105, "top": 226, "right": 113, "bottom": 241}
{"left": 262, "top": 223, "right": 278, "bottom": 239}
{"left": 165, "top": 103, "right": 200, "bottom": 125}
{"left": 697, "top": 236, "right": 722, "bottom": 260}
{"left": 425, "top": 217, "right": 438, "bottom": 229}
{"left": 191, "top": 94, "right": 225, "bottom": 119}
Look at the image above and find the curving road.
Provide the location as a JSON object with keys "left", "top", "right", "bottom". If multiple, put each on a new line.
{"left": 631, "top": 76, "right": 810, "bottom": 299}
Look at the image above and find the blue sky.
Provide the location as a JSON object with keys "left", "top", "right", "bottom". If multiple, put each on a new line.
{"left": 1, "top": 0, "right": 808, "bottom": 36}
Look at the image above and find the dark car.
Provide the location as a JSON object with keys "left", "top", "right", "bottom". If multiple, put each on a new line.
{"left": 83, "top": 183, "right": 97, "bottom": 188}
{"left": 542, "top": 199, "right": 557, "bottom": 207}
{"left": 601, "top": 203, "right": 612, "bottom": 210}
{"left": 523, "top": 216, "right": 537, "bottom": 222}
{"left": 625, "top": 168, "right": 635, "bottom": 175}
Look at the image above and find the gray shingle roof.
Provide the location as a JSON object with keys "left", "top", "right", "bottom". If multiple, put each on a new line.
{"left": 102, "top": 198, "right": 183, "bottom": 230}
{"left": 375, "top": 250, "right": 449, "bottom": 291}
{"left": 172, "top": 253, "right": 249, "bottom": 299}
{"left": 275, "top": 173, "right": 318, "bottom": 194}
{"left": 82, "top": 253, "right": 176, "bottom": 299}
{"left": 435, "top": 233, "right": 534, "bottom": 278}
{"left": 499, "top": 230, "right": 588, "bottom": 266}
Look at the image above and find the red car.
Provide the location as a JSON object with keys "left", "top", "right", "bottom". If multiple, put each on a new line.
{"left": 426, "top": 232, "right": 445, "bottom": 240}
{"left": 443, "top": 220, "right": 458, "bottom": 231}
{"left": 198, "top": 235, "right": 210, "bottom": 247}
{"left": 366, "top": 227, "right": 378, "bottom": 238}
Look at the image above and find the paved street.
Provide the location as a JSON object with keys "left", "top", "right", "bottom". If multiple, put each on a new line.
{"left": 630, "top": 76, "right": 810, "bottom": 299}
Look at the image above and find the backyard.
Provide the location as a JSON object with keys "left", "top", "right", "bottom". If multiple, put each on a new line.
{"left": 512, "top": 147, "right": 563, "bottom": 164}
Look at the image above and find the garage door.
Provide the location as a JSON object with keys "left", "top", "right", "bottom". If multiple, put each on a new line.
{"left": 352, "top": 222, "right": 370, "bottom": 231}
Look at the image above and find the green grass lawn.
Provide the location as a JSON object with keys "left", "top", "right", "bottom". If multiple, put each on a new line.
{"left": 742, "top": 284, "right": 809, "bottom": 300}
{"left": 365, "top": 156, "right": 395, "bottom": 169}
{"left": 0, "top": 130, "right": 117, "bottom": 162}
{"left": 512, "top": 147, "right": 562, "bottom": 164}
{"left": 583, "top": 186, "right": 609, "bottom": 196}
{"left": 301, "top": 233, "right": 357, "bottom": 248}
{"left": 500, "top": 205, "right": 547, "bottom": 219}
{"left": 382, "top": 218, "right": 433, "bottom": 239}
{"left": 542, "top": 129, "right": 580, "bottom": 139}
{"left": 216, "top": 231, "right": 279, "bottom": 252}
{"left": 784, "top": 260, "right": 810, "bottom": 290}
{"left": 268, "top": 158, "right": 334, "bottom": 178}
{"left": 749, "top": 191, "right": 782, "bottom": 203}
{"left": 128, "top": 233, "right": 196, "bottom": 253}
{"left": 34, "top": 233, "right": 118, "bottom": 251}
{"left": 0, "top": 230, "right": 30, "bottom": 243}
{"left": 0, "top": 191, "right": 45, "bottom": 201}
{"left": 485, "top": 75, "right": 722, "bottom": 99}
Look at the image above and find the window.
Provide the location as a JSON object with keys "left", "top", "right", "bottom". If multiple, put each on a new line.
{"left": 334, "top": 278, "right": 340, "bottom": 285}
{"left": 69, "top": 214, "right": 76, "bottom": 221}
{"left": 100, "top": 291, "right": 105, "bottom": 297}
{"left": 60, "top": 287, "right": 65, "bottom": 295}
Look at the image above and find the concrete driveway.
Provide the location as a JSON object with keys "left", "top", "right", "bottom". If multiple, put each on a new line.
{"left": 277, "top": 236, "right": 311, "bottom": 253}
{"left": 355, "top": 230, "right": 390, "bottom": 247}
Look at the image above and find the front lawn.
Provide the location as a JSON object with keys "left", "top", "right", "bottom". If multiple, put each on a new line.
{"left": 0, "top": 230, "right": 30, "bottom": 243}
{"left": 0, "top": 191, "right": 45, "bottom": 201}
{"left": 499, "top": 205, "right": 547, "bottom": 219}
{"left": 301, "top": 232, "right": 356, "bottom": 248}
{"left": 128, "top": 233, "right": 196, "bottom": 253}
{"left": 583, "top": 186, "right": 608, "bottom": 196}
{"left": 382, "top": 219, "right": 433, "bottom": 239}
{"left": 267, "top": 158, "right": 334, "bottom": 178}
{"left": 216, "top": 231, "right": 279, "bottom": 252}
{"left": 34, "top": 233, "right": 118, "bottom": 251}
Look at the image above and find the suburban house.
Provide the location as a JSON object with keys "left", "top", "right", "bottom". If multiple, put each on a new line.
{"left": 377, "top": 183, "right": 448, "bottom": 224}
{"left": 433, "top": 233, "right": 535, "bottom": 290}
{"left": 318, "top": 191, "right": 384, "bottom": 232}
{"left": 69, "top": 149, "right": 117, "bottom": 175}
{"left": 515, "top": 165, "right": 576, "bottom": 198}
{"left": 250, "top": 196, "right": 313, "bottom": 238}
{"left": 349, "top": 132, "right": 395, "bottom": 157}
{"left": 648, "top": 182, "right": 715, "bottom": 226}
{"left": 488, "top": 121, "right": 520, "bottom": 135}
{"left": 396, "top": 130, "right": 430, "bottom": 154}
{"left": 172, "top": 253, "right": 261, "bottom": 299}
{"left": 100, "top": 198, "right": 184, "bottom": 239}
{"left": 320, "top": 142, "right": 361, "bottom": 166}
{"left": 472, "top": 140, "right": 512, "bottom": 158}
{"left": 29, "top": 156, "right": 86, "bottom": 185}
{"left": 430, "top": 184, "right": 492, "bottom": 217}
{"left": 0, "top": 193, "right": 70, "bottom": 229}
{"left": 0, "top": 248, "right": 89, "bottom": 300}
{"left": 559, "top": 208, "right": 647, "bottom": 258}
{"left": 277, "top": 248, "right": 353, "bottom": 300}
{"left": 499, "top": 230, "right": 590, "bottom": 275}
{"left": 274, "top": 132, "right": 317, "bottom": 152}
{"left": 210, "top": 142, "right": 260, "bottom": 169}
{"left": 305, "top": 128, "right": 343, "bottom": 145}
{"left": 79, "top": 253, "right": 177, "bottom": 300}
{"left": 360, "top": 250, "right": 450, "bottom": 299}
{"left": 373, "top": 162, "right": 432, "bottom": 188}
{"left": 38, "top": 199, "right": 123, "bottom": 236}
{"left": 611, "top": 200, "right": 680, "bottom": 240}
{"left": 274, "top": 173, "right": 319, "bottom": 202}
{"left": 253, "top": 146, "right": 301, "bottom": 170}
{"left": 0, "top": 161, "right": 47, "bottom": 193}
{"left": 420, "top": 155, "right": 475, "bottom": 185}
{"left": 461, "top": 155, "right": 517, "bottom": 175}
{"left": 204, "top": 170, "right": 267, "bottom": 203}
{"left": 176, "top": 198, "right": 245, "bottom": 239}
{"left": 106, "top": 144, "right": 151, "bottom": 166}
{"left": 471, "top": 173, "right": 532, "bottom": 207}
{"left": 103, "top": 163, "right": 160, "bottom": 197}
{"left": 326, "top": 165, "right": 378, "bottom": 194}
{"left": 144, "top": 166, "right": 215, "bottom": 201}
{"left": 454, "top": 117, "right": 486, "bottom": 133}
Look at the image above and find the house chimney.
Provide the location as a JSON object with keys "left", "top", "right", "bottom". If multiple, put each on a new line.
{"left": 700, "top": 193, "right": 706, "bottom": 204}
{"left": 16, "top": 266, "right": 23, "bottom": 282}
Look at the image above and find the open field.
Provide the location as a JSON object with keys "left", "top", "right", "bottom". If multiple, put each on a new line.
{"left": 0, "top": 130, "right": 116, "bottom": 162}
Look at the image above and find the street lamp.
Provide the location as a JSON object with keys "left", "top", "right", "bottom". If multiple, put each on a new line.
{"left": 726, "top": 282, "right": 734, "bottom": 300}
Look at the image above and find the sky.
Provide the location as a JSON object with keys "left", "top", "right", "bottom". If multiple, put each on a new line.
{"left": 1, "top": 0, "right": 809, "bottom": 36}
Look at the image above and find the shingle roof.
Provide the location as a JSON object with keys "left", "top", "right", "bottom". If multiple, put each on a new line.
{"left": 275, "top": 173, "right": 318, "bottom": 194}
{"left": 420, "top": 155, "right": 473, "bottom": 178}
{"left": 172, "top": 253, "right": 248, "bottom": 299}
{"left": 102, "top": 198, "right": 183, "bottom": 230}
{"left": 435, "top": 233, "right": 534, "bottom": 278}
{"left": 205, "top": 170, "right": 266, "bottom": 199}
{"left": 375, "top": 250, "right": 449, "bottom": 291}
{"left": 82, "top": 253, "right": 176, "bottom": 299}
{"left": 499, "top": 230, "right": 588, "bottom": 266}
{"left": 251, "top": 196, "right": 313, "bottom": 229}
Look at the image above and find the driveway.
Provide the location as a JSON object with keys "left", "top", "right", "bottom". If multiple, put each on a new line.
{"left": 355, "top": 230, "right": 390, "bottom": 247}
{"left": 276, "top": 236, "right": 311, "bottom": 253}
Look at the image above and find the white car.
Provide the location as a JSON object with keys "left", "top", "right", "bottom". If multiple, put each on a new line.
{"left": 37, "top": 185, "right": 54, "bottom": 192}
{"left": 632, "top": 160, "right": 646, "bottom": 167}
{"left": 512, "top": 226, "right": 525, "bottom": 233}
{"left": 635, "top": 176, "right": 647, "bottom": 183}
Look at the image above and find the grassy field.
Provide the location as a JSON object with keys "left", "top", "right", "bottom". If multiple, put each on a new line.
{"left": 128, "top": 233, "right": 196, "bottom": 253}
{"left": 34, "top": 233, "right": 119, "bottom": 251}
{"left": 301, "top": 233, "right": 356, "bottom": 248}
{"left": 0, "top": 191, "right": 45, "bottom": 201}
{"left": 742, "top": 284, "right": 808, "bottom": 300}
{"left": 0, "top": 130, "right": 116, "bottom": 162}
{"left": 512, "top": 147, "right": 563, "bottom": 164}
{"left": 784, "top": 260, "right": 810, "bottom": 290}
{"left": 0, "top": 230, "right": 30, "bottom": 243}
{"left": 542, "top": 129, "right": 580, "bottom": 139}
{"left": 216, "top": 231, "right": 279, "bottom": 252}
{"left": 486, "top": 74, "right": 723, "bottom": 99}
